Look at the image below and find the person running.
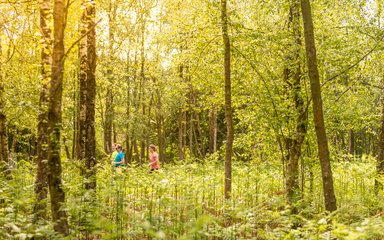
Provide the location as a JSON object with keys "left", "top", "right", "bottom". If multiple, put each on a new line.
{"left": 148, "top": 144, "right": 160, "bottom": 172}
{"left": 114, "top": 144, "right": 125, "bottom": 167}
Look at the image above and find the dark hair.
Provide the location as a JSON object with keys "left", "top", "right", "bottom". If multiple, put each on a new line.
{"left": 149, "top": 144, "right": 156, "bottom": 152}
{"left": 116, "top": 144, "right": 123, "bottom": 150}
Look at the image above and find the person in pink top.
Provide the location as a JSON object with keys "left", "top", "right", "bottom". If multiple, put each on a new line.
{"left": 148, "top": 144, "right": 160, "bottom": 172}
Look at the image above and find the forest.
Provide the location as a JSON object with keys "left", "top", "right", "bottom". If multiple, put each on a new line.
{"left": 1, "top": 0, "right": 384, "bottom": 239}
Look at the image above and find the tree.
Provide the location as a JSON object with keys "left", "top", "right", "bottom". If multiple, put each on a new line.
{"left": 375, "top": 78, "right": 384, "bottom": 194}
{"left": 47, "top": 0, "right": 69, "bottom": 234}
{"left": 284, "top": 0, "right": 308, "bottom": 208}
{"left": 34, "top": 0, "right": 52, "bottom": 220}
{"left": 78, "top": 0, "right": 97, "bottom": 191}
{"left": 0, "top": 24, "right": 9, "bottom": 174}
{"left": 103, "top": 0, "right": 117, "bottom": 155}
{"left": 85, "top": 0, "right": 97, "bottom": 191}
{"left": 209, "top": 104, "right": 217, "bottom": 154}
{"left": 221, "top": 0, "right": 234, "bottom": 200}
{"left": 300, "top": 0, "right": 337, "bottom": 212}
{"left": 77, "top": 0, "right": 88, "bottom": 162}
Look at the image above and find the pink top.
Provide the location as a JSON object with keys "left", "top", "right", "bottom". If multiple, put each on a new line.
{"left": 150, "top": 152, "right": 160, "bottom": 169}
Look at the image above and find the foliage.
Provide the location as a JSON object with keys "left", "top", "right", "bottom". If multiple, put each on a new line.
{"left": 2, "top": 0, "right": 384, "bottom": 238}
{"left": 1, "top": 157, "right": 383, "bottom": 239}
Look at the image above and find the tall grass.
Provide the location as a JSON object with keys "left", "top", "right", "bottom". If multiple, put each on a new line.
{"left": 1, "top": 156, "right": 384, "bottom": 239}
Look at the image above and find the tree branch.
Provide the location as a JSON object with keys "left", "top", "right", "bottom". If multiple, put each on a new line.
{"left": 63, "top": 18, "right": 102, "bottom": 59}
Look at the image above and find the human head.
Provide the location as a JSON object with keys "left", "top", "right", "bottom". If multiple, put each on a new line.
{"left": 149, "top": 144, "right": 156, "bottom": 152}
{"left": 116, "top": 144, "right": 123, "bottom": 152}
{"left": 112, "top": 143, "right": 117, "bottom": 150}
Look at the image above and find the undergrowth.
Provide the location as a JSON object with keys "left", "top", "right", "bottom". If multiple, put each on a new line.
{"left": 1, "top": 156, "right": 383, "bottom": 239}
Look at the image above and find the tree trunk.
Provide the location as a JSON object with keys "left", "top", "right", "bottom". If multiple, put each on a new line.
{"left": 284, "top": 0, "right": 308, "bottom": 207}
{"left": 104, "top": 84, "right": 113, "bottom": 154}
{"left": 183, "top": 111, "right": 187, "bottom": 155}
{"left": 189, "top": 110, "right": 193, "bottom": 157}
{"left": 0, "top": 24, "right": 9, "bottom": 175}
{"left": 155, "top": 79, "right": 165, "bottom": 163}
{"left": 221, "top": 0, "right": 234, "bottom": 200}
{"left": 178, "top": 110, "right": 184, "bottom": 160}
{"left": 133, "top": 139, "right": 140, "bottom": 163}
{"left": 209, "top": 105, "right": 217, "bottom": 154}
{"left": 113, "top": 122, "right": 117, "bottom": 144}
{"left": 138, "top": 11, "right": 147, "bottom": 162}
{"left": 63, "top": 136, "right": 71, "bottom": 160}
{"left": 178, "top": 65, "right": 185, "bottom": 161}
{"left": 348, "top": 129, "right": 354, "bottom": 157}
{"left": 375, "top": 78, "right": 384, "bottom": 193}
{"left": 157, "top": 113, "right": 165, "bottom": 163}
{"left": 141, "top": 105, "right": 146, "bottom": 161}
{"left": 47, "top": 0, "right": 69, "bottom": 234}
{"left": 85, "top": 0, "right": 97, "bottom": 191}
{"left": 194, "top": 99, "right": 204, "bottom": 158}
{"left": 72, "top": 70, "right": 78, "bottom": 160}
{"left": 125, "top": 52, "right": 132, "bottom": 162}
{"left": 301, "top": 0, "right": 337, "bottom": 212}
{"left": 35, "top": 59, "right": 50, "bottom": 218}
{"left": 77, "top": 3, "right": 88, "bottom": 161}
{"left": 103, "top": 2, "right": 116, "bottom": 154}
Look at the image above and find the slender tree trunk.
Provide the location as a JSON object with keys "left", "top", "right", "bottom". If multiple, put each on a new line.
{"left": 209, "top": 105, "right": 217, "bottom": 154}
{"left": 141, "top": 105, "right": 146, "bottom": 161}
{"left": 157, "top": 113, "right": 165, "bottom": 163}
{"left": 131, "top": 46, "right": 140, "bottom": 163}
{"left": 375, "top": 78, "right": 384, "bottom": 193}
{"left": 301, "top": 0, "right": 337, "bottom": 212}
{"left": 0, "top": 24, "right": 9, "bottom": 174}
{"left": 183, "top": 111, "right": 187, "bottom": 155}
{"left": 63, "top": 136, "right": 71, "bottom": 160}
{"left": 104, "top": 84, "right": 113, "bottom": 154}
{"left": 47, "top": 0, "right": 69, "bottom": 234}
{"left": 189, "top": 110, "right": 194, "bottom": 158}
{"left": 104, "top": 1, "right": 116, "bottom": 154}
{"left": 193, "top": 98, "right": 204, "bottom": 158}
{"left": 348, "top": 129, "right": 354, "bottom": 156}
{"left": 154, "top": 79, "right": 165, "bottom": 163}
{"left": 221, "top": 0, "right": 234, "bottom": 200}
{"left": 77, "top": 2, "right": 88, "bottom": 161}
{"left": 178, "top": 65, "right": 184, "bottom": 161}
{"left": 133, "top": 139, "right": 139, "bottom": 163}
{"left": 72, "top": 69, "right": 78, "bottom": 160}
{"left": 147, "top": 99, "right": 152, "bottom": 160}
{"left": 284, "top": 0, "right": 308, "bottom": 207}
{"left": 178, "top": 110, "right": 184, "bottom": 160}
{"left": 126, "top": 54, "right": 131, "bottom": 162}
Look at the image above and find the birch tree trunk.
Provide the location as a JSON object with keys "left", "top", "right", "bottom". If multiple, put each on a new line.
{"left": 34, "top": 0, "right": 52, "bottom": 219}
{"left": 77, "top": 2, "right": 88, "bottom": 161}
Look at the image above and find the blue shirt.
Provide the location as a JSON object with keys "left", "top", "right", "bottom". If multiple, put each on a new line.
{"left": 114, "top": 151, "right": 125, "bottom": 167}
